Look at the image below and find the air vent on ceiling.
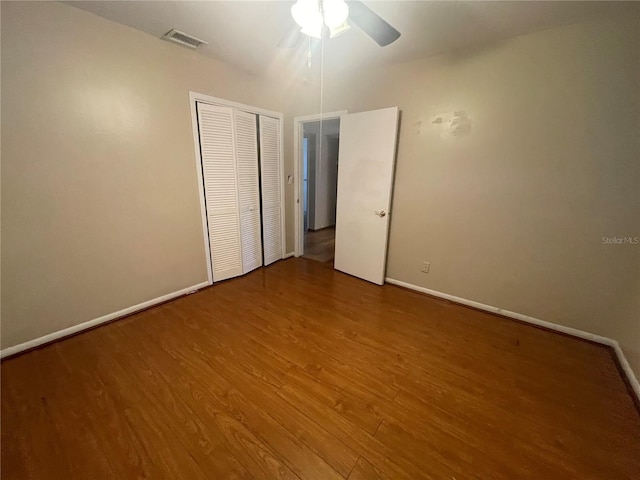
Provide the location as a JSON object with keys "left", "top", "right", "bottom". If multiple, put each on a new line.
{"left": 162, "top": 29, "right": 208, "bottom": 49}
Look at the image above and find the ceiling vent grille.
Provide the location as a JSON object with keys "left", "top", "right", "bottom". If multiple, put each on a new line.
{"left": 162, "top": 29, "right": 208, "bottom": 49}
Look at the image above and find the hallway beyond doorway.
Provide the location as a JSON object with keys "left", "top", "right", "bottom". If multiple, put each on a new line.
{"left": 302, "top": 227, "right": 335, "bottom": 263}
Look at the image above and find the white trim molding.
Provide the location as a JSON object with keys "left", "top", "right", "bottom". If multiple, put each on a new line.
{"left": 293, "top": 110, "right": 348, "bottom": 257}
{"left": 283, "top": 252, "right": 295, "bottom": 259}
{"left": 189, "top": 96, "right": 214, "bottom": 285}
{"left": 385, "top": 277, "right": 640, "bottom": 402}
{"left": 0, "top": 281, "right": 210, "bottom": 360}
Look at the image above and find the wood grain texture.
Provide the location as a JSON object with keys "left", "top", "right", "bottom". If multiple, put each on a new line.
{"left": 2, "top": 258, "right": 639, "bottom": 479}
{"left": 303, "top": 226, "right": 335, "bottom": 262}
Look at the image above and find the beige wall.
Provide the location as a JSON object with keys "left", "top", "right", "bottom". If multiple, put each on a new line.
{"left": 309, "top": 10, "right": 640, "bottom": 374}
{"left": 0, "top": 1, "right": 285, "bottom": 348}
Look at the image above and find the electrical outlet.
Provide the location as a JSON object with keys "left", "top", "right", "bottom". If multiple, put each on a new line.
{"left": 421, "top": 261, "right": 430, "bottom": 273}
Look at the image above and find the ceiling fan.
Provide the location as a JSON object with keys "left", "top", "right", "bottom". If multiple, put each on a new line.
{"left": 278, "top": 0, "right": 401, "bottom": 48}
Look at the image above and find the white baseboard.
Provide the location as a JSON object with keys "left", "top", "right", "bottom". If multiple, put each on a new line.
{"left": 283, "top": 252, "right": 295, "bottom": 259}
{"left": 0, "top": 281, "right": 210, "bottom": 359}
{"left": 385, "top": 277, "right": 640, "bottom": 403}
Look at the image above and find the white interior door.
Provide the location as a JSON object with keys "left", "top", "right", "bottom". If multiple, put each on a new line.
{"left": 197, "top": 103, "right": 243, "bottom": 281}
{"left": 259, "top": 115, "right": 284, "bottom": 266}
{"left": 334, "top": 107, "right": 399, "bottom": 285}
{"left": 234, "top": 110, "right": 263, "bottom": 274}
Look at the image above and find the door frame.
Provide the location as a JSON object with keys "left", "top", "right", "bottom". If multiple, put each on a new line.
{"left": 293, "top": 110, "right": 347, "bottom": 257}
{"left": 189, "top": 91, "right": 285, "bottom": 285}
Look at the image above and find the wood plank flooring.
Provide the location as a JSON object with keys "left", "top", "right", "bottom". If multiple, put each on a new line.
{"left": 2, "top": 258, "right": 639, "bottom": 479}
{"left": 303, "top": 227, "right": 335, "bottom": 262}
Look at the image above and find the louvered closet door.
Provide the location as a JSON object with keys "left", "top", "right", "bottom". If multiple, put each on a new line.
{"left": 197, "top": 103, "right": 243, "bottom": 281}
{"left": 259, "top": 115, "right": 284, "bottom": 266}
{"left": 234, "top": 110, "right": 262, "bottom": 274}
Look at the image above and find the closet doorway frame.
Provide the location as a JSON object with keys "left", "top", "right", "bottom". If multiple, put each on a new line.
{"left": 189, "top": 91, "right": 285, "bottom": 285}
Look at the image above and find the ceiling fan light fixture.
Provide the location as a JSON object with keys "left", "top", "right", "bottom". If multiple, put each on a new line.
{"left": 329, "top": 20, "right": 351, "bottom": 38}
{"left": 292, "top": 0, "right": 323, "bottom": 38}
{"left": 300, "top": 21, "right": 322, "bottom": 39}
{"left": 292, "top": 0, "right": 349, "bottom": 39}
{"left": 323, "top": 0, "right": 349, "bottom": 28}
{"left": 292, "top": 0, "right": 317, "bottom": 28}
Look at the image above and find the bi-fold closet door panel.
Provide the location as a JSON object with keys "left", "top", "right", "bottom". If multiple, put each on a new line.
{"left": 197, "top": 104, "right": 243, "bottom": 282}
{"left": 259, "top": 115, "right": 283, "bottom": 266}
{"left": 197, "top": 102, "right": 283, "bottom": 282}
{"left": 234, "top": 110, "right": 262, "bottom": 274}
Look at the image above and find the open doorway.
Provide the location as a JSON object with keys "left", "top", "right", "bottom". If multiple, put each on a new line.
{"left": 299, "top": 118, "right": 340, "bottom": 262}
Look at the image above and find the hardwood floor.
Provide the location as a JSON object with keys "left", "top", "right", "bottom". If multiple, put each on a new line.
{"left": 303, "top": 227, "right": 335, "bottom": 262}
{"left": 2, "top": 258, "right": 639, "bottom": 479}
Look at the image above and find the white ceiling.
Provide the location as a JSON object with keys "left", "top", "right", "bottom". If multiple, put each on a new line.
{"left": 67, "top": 1, "right": 625, "bottom": 76}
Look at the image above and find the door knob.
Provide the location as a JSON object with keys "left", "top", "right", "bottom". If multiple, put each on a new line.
{"left": 374, "top": 210, "right": 386, "bottom": 217}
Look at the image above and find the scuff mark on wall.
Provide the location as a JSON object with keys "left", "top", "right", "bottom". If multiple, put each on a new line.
{"left": 431, "top": 110, "right": 472, "bottom": 139}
